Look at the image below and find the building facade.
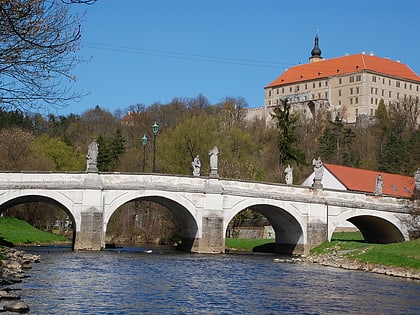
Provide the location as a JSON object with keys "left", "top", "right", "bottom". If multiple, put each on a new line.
{"left": 253, "top": 35, "right": 420, "bottom": 124}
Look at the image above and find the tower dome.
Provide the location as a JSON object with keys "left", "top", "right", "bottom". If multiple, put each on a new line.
{"left": 309, "top": 34, "right": 323, "bottom": 63}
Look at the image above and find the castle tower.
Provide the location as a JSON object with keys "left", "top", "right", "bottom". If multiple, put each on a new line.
{"left": 309, "top": 33, "right": 323, "bottom": 63}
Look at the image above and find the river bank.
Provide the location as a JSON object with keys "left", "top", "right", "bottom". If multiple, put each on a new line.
{"left": 0, "top": 247, "right": 40, "bottom": 313}
{"left": 274, "top": 252, "right": 420, "bottom": 280}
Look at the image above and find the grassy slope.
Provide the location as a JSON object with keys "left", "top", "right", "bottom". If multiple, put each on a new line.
{"left": 0, "top": 217, "right": 67, "bottom": 245}
{"left": 226, "top": 232, "right": 420, "bottom": 270}
{"left": 311, "top": 231, "right": 420, "bottom": 269}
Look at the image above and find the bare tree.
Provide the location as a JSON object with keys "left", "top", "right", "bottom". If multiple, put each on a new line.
{"left": 62, "top": 0, "right": 96, "bottom": 4}
{"left": 0, "top": 0, "right": 82, "bottom": 112}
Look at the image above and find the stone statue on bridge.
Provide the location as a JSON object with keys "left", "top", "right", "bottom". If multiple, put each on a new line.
{"left": 284, "top": 164, "right": 293, "bottom": 185}
{"left": 209, "top": 146, "right": 219, "bottom": 178}
{"left": 415, "top": 168, "right": 420, "bottom": 191}
{"left": 86, "top": 140, "right": 99, "bottom": 173}
{"left": 312, "top": 157, "right": 323, "bottom": 189}
{"left": 374, "top": 174, "right": 384, "bottom": 195}
{"left": 191, "top": 155, "right": 201, "bottom": 177}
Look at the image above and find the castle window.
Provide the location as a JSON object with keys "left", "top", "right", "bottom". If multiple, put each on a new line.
{"left": 339, "top": 78, "right": 342, "bottom": 84}
{"left": 372, "top": 76, "right": 377, "bottom": 82}
{"left": 276, "top": 88, "right": 279, "bottom": 95}
{"left": 325, "top": 81, "right": 328, "bottom": 86}
{"left": 389, "top": 91, "right": 392, "bottom": 98}
{"left": 338, "top": 89, "right": 342, "bottom": 97}
{"left": 313, "top": 83, "right": 316, "bottom": 88}
{"left": 319, "top": 82, "right": 322, "bottom": 87}
{"left": 305, "top": 84, "right": 307, "bottom": 90}
{"left": 355, "top": 97, "right": 359, "bottom": 104}
{"left": 381, "top": 89, "right": 384, "bottom": 96}
{"left": 282, "top": 88, "right": 284, "bottom": 93}
{"left": 269, "top": 90, "right": 272, "bottom": 97}
{"left": 356, "top": 108, "right": 359, "bottom": 116}
{"left": 356, "top": 87, "right": 360, "bottom": 94}
{"left": 371, "top": 108, "right": 374, "bottom": 116}
{"left": 356, "top": 75, "right": 362, "bottom": 81}
{"left": 371, "top": 97, "right": 373, "bottom": 104}
{"left": 396, "top": 81, "right": 400, "bottom": 88}
{"left": 389, "top": 79, "right": 392, "bottom": 86}
{"left": 289, "top": 87, "right": 292, "bottom": 92}
{"left": 350, "top": 88, "right": 353, "bottom": 95}
{"left": 350, "top": 98, "right": 353, "bottom": 105}
{"left": 350, "top": 76, "right": 355, "bottom": 83}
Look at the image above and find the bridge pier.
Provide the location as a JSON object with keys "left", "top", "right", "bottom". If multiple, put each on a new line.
{"left": 74, "top": 208, "right": 104, "bottom": 250}
{"left": 74, "top": 179, "right": 105, "bottom": 251}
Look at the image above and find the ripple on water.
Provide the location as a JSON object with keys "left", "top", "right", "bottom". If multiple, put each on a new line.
{"left": 17, "top": 247, "right": 420, "bottom": 315}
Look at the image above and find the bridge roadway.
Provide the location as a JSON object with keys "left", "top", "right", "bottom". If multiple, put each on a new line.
{"left": 0, "top": 172, "right": 415, "bottom": 255}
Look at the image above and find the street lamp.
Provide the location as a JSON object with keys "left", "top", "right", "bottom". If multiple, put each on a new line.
{"left": 152, "top": 121, "right": 159, "bottom": 172}
{"left": 141, "top": 134, "right": 148, "bottom": 172}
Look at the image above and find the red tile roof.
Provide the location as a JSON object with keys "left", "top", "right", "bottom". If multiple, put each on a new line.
{"left": 265, "top": 54, "right": 420, "bottom": 88}
{"left": 324, "top": 163, "right": 415, "bottom": 198}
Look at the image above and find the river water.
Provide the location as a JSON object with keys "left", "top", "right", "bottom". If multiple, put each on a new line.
{"left": 16, "top": 246, "right": 420, "bottom": 314}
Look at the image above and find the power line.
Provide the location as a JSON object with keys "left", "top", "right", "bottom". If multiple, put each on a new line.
{"left": 82, "top": 41, "right": 291, "bottom": 69}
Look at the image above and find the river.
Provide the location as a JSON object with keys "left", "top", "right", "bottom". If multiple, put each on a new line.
{"left": 16, "top": 246, "right": 420, "bottom": 314}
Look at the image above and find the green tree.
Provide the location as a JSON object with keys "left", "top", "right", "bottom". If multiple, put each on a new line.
{"left": 97, "top": 129, "right": 126, "bottom": 171}
{"left": 157, "top": 113, "right": 217, "bottom": 175}
{"left": 31, "top": 134, "right": 85, "bottom": 171}
{"left": 378, "top": 132, "right": 408, "bottom": 174}
{"left": 376, "top": 99, "right": 389, "bottom": 129}
{"left": 271, "top": 98, "right": 306, "bottom": 170}
{"left": 318, "top": 115, "right": 359, "bottom": 166}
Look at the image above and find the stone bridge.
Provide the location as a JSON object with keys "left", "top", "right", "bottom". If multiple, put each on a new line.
{"left": 0, "top": 172, "right": 415, "bottom": 255}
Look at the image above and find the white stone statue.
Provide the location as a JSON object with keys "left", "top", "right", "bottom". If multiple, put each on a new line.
{"left": 414, "top": 168, "right": 420, "bottom": 191}
{"left": 374, "top": 174, "right": 384, "bottom": 195}
{"left": 312, "top": 157, "right": 324, "bottom": 181}
{"left": 191, "top": 155, "right": 201, "bottom": 177}
{"left": 209, "top": 146, "right": 219, "bottom": 177}
{"left": 86, "top": 140, "right": 99, "bottom": 172}
{"left": 284, "top": 164, "right": 293, "bottom": 185}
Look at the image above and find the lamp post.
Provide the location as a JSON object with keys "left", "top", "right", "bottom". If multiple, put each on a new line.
{"left": 141, "top": 134, "right": 148, "bottom": 172}
{"left": 152, "top": 121, "right": 159, "bottom": 173}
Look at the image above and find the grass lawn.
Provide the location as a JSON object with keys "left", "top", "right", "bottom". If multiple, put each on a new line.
{"left": 226, "top": 231, "right": 420, "bottom": 270}
{"left": 311, "top": 231, "right": 420, "bottom": 270}
{"left": 0, "top": 216, "right": 67, "bottom": 245}
{"left": 225, "top": 238, "right": 274, "bottom": 251}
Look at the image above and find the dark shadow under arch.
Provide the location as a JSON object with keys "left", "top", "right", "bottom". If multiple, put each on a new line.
{"left": 0, "top": 195, "right": 76, "bottom": 249}
{"left": 107, "top": 195, "right": 199, "bottom": 252}
{"left": 233, "top": 204, "right": 304, "bottom": 255}
{"left": 348, "top": 215, "right": 404, "bottom": 244}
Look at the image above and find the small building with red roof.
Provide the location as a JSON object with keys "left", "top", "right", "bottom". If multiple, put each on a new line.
{"left": 302, "top": 162, "right": 415, "bottom": 198}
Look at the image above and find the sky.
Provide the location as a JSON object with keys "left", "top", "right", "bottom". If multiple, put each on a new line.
{"left": 58, "top": 0, "right": 420, "bottom": 116}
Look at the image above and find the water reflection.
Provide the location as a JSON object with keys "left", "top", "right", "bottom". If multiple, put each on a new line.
{"left": 17, "top": 246, "right": 420, "bottom": 314}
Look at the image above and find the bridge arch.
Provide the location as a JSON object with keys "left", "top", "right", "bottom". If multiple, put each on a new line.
{"left": 226, "top": 199, "right": 306, "bottom": 254}
{"left": 330, "top": 210, "right": 407, "bottom": 243}
{"left": 104, "top": 191, "right": 199, "bottom": 251}
{"left": 0, "top": 193, "right": 77, "bottom": 248}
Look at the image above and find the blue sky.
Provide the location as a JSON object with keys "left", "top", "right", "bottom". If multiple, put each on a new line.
{"left": 61, "top": 0, "right": 420, "bottom": 116}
